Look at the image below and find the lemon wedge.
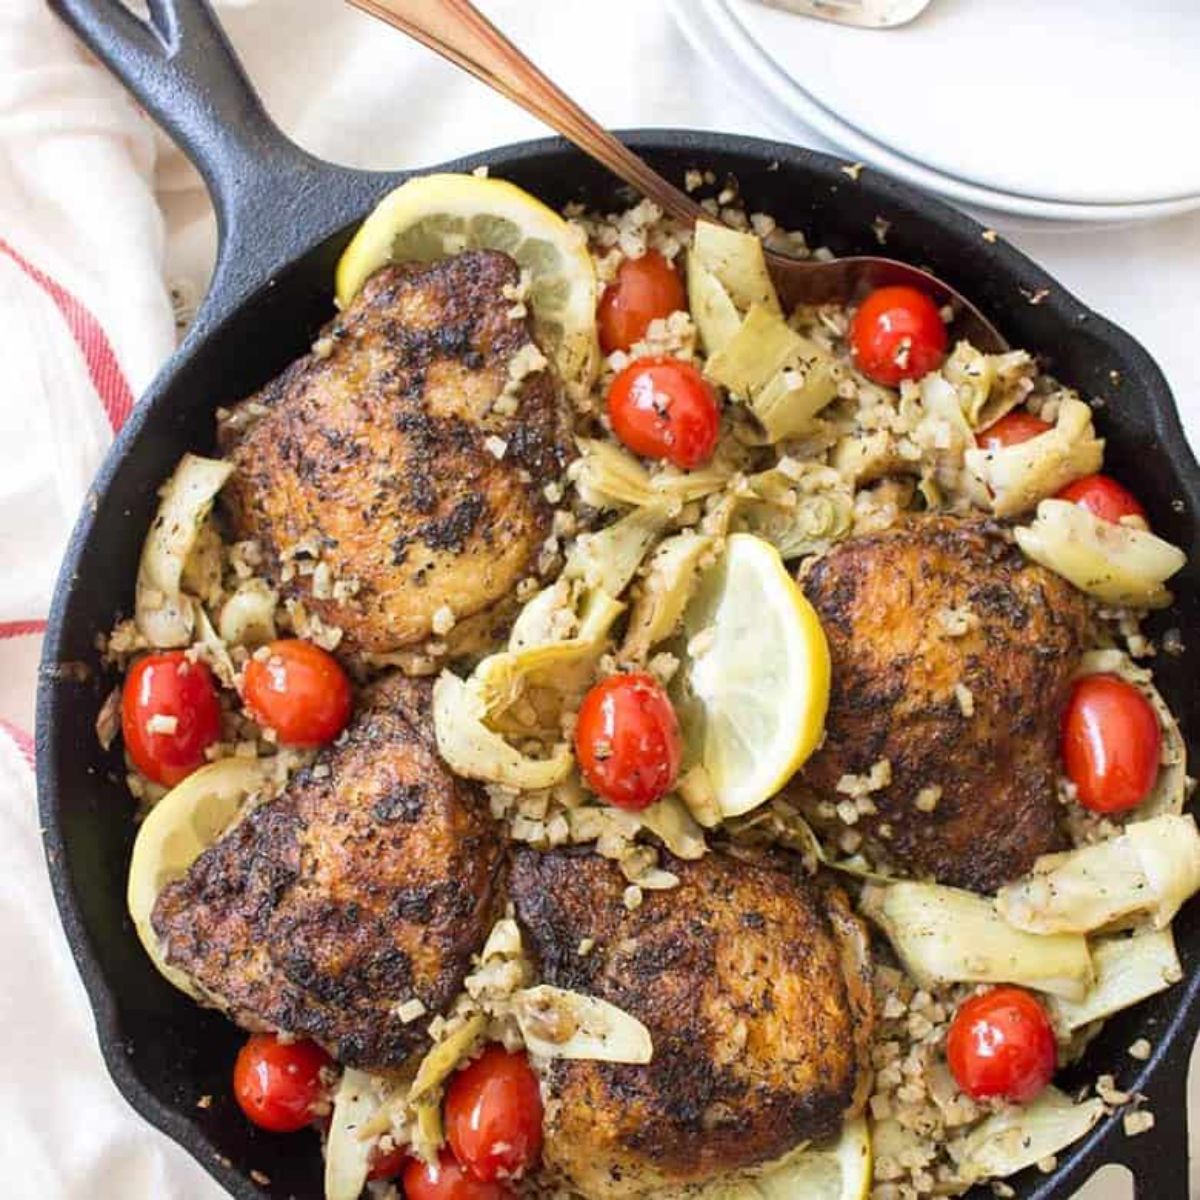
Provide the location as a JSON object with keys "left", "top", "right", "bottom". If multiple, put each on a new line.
{"left": 683, "top": 1118, "right": 872, "bottom": 1200}
{"left": 758, "top": 1119, "right": 872, "bottom": 1200}
{"left": 676, "top": 532, "right": 830, "bottom": 818}
{"left": 126, "top": 757, "right": 264, "bottom": 999}
{"left": 335, "top": 173, "right": 599, "bottom": 391}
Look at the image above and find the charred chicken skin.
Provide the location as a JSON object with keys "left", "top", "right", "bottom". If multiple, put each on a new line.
{"left": 152, "top": 675, "right": 504, "bottom": 1069}
{"left": 511, "top": 846, "right": 873, "bottom": 1199}
{"left": 219, "top": 251, "right": 573, "bottom": 656}
{"left": 797, "top": 516, "right": 1090, "bottom": 893}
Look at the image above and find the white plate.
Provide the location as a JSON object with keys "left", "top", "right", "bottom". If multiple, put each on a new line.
{"left": 729, "top": 0, "right": 1200, "bottom": 207}
{"left": 670, "top": 0, "right": 1200, "bottom": 225}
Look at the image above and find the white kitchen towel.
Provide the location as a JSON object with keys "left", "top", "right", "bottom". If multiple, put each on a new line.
{"left": 1, "top": 0, "right": 1196, "bottom": 1197}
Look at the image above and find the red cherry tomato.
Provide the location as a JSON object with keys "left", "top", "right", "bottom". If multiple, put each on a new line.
{"left": 574, "top": 672, "right": 682, "bottom": 811}
{"left": 232, "top": 1034, "right": 331, "bottom": 1133}
{"left": 1055, "top": 474, "right": 1147, "bottom": 526}
{"left": 946, "top": 987, "right": 1057, "bottom": 1104}
{"left": 368, "top": 1142, "right": 410, "bottom": 1181}
{"left": 606, "top": 356, "right": 720, "bottom": 470}
{"left": 598, "top": 250, "right": 687, "bottom": 354}
{"left": 242, "top": 639, "right": 352, "bottom": 747}
{"left": 849, "top": 285, "right": 948, "bottom": 386}
{"left": 446, "top": 1045, "right": 544, "bottom": 1182}
{"left": 403, "top": 1151, "right": 514, "bottom": 1200}
{"left": 121, "top": 651, "right": 221, "bottom": 786}
{"left": 1061, "top": 674, "right": 1162, "bottom": 814}
{"left": 975, "top": 411, "right": 1052, "bottom": 450}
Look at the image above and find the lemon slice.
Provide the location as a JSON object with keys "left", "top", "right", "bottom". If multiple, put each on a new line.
{"left": 676, "top": 532, "right": 830, "bottom": 818}
{"left": 758, "top": 1119, "right": 872, "bottom": 1200}
{"left": 685, "top": 1118, "right": 872, "bottom": 1200}
{"left": 126, "top": 757, "right": 264, "bottom": 999}
{"left": 335, "top": 173, "right": 599, "bottom": 391}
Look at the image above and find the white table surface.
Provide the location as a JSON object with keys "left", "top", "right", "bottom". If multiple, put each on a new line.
{"left": 17, "top": 1, "right": 1199, "bottom": 1197}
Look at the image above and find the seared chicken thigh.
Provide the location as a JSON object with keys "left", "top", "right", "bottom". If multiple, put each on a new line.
{"left": 152, "top": 675, "right": 503, "bottom": 1068}
{"left": 511, "top": 847, "right": 873, "bottom": 1199}
{"left": 219, "top": 251, "right": 573, "bottom": 655}
{"left": 797, "top": 516, "right": 1089, "bottom": 893}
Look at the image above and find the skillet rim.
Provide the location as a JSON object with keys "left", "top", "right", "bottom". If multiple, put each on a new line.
{"left": 34, "top": 128, "right": 1200, "bottom": 1200}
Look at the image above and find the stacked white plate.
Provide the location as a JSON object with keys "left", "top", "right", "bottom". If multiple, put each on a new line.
{"left": 669, "top": 0, "right": 1200, "bottom": 226}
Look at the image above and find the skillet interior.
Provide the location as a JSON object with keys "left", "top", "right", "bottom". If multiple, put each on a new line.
{"left": 36, "top": 133, "right": 1200, "bottom": 1199}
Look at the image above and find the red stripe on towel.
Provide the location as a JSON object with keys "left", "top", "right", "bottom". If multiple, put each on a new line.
{"left": 0, "top": 237, "right": 134, "bottom": 432}
{"left": 0, "top": 619, "right": 48, "bottom": 639}
{"left": 0, "top": 719, "right": 34, "bottom": 768}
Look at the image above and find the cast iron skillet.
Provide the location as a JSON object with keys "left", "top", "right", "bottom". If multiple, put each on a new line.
{"left": 36, "top": 1, "right": 1200, "bottom": 1197}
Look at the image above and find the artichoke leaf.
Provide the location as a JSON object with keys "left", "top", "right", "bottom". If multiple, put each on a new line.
{"left": 564, "top": 506, "right": 671, "bottom": 599}
{"left": 705, "top": 304, "right": 838, "bottom": 442}
{"left": 621, "top": 531, "right": 715, "bottom": 661}
{"left": 952, "top": 1087, "right": 1104, "bottom": 1184}
{"left": 997, "top": 814, "right": 1200, "bottom": 934}
{"left": 217, "top": 578, "right": 278, "bottom": 647}
{"left": 690, "top": 221, "right": 781, "bottom": 316}
{"left": 514, "top": 985, "right": 652, "bottom": 1063}
{"left": 1049, "top": 928, "right": 1182, "bottom": 1032}
{"left": 966, "top": 397, "right": 1103, "bottom": 518}
{"left": 943, "top": 340, "right": 1035, "bottom": 430}
{"left": 638, "top": 795, "right": 707, "bottom": 860}
{"left": 408, "top": 1012, "right": 487, "bottom": 1104}
{"left": 472, "top": 589, "right": 624, "bottom": 737}
{"left": 135, "top": 453, "right": 233, "bottom": 647}
{"left": 569, "top": 437, "right": 655, "bottom": 509}
{"left": 861, "top": 880, "right": 1094, "bottom": 1000}
{"left": 687, "top": 252, "right": 743, "bottom": 357}
{"left": 1014, "top": 499, "right": 1185, "bottom": 608}
{"left": 733, "top": 463, "right": 853, "bottom": 561}
{"left": 324, "top": 1069, "right": 384, "bottom": 1200}
{"left": 432, "top": 671, "right": 572, "bottom": 789}
{"left": 569, "top": 438, "right": 733, "bottom": 512}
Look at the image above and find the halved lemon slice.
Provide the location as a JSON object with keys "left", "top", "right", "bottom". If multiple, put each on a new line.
{"left": 335, "top": 173, "right": 599, "bottom": 391}
{"left": 676, "top": 532, "right": 830, "bottom": 818}
{"left": 126, "top": 757, "right": 264, "bottom": 999}
{"left": 685, "top": 1118, "right": 872, "bottom": 1200}
{"left": 758, "top": 1118, "right": 872, "bottom": 1200}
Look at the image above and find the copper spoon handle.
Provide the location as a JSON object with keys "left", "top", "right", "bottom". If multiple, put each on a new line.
{"left": 348, "top": 0, "right": 709, "bottom": 226}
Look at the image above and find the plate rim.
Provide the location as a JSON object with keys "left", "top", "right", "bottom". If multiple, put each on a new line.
{"left": 674, "top": 0, "right": 1200, "bottom": 222}
{"left": 725, "top": 0, "right": 1200, "bottom": 207}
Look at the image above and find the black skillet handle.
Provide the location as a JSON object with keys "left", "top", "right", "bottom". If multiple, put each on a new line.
{"left": 47, "top": 0, "right": 395, "bottom": 343}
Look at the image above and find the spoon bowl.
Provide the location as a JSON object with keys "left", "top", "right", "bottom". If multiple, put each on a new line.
{"left": 754, "top": 0, "right": 934, "bottom": 30}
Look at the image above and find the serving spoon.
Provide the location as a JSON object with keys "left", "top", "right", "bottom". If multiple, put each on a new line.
{"left": 753, "top": 0, "right": 933, "bottom": 29}
{"left": 347, "top": 0, "right": 1006, "bottom": 352}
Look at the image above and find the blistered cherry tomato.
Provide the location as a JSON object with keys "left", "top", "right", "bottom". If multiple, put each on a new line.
{"left": 975, "top": 411, "right": 1052, "bottom": 450}
{"left": 242, "top": 639, "right": 352, "bottom": 747}
{"left": 1061, "top": 673, "right": 1161, "bottom": 814}
{"left": 946, "top": 987, "right": 1057, "bottom": 1104}
{"left": 598, "top": 250, "right": 686, "bottom": 354}
{"left": 121, "top": 651, "right": 221, "bottom": 786}
{"left": 368, "top": 1142, "right": 410, "bottom": 1181}
{"left": 232, "top": 1033, "right": 331, "bottom": 1133}
{"left": 446, "top": 1045, "right": 544, "bottom": 1181}
{"left": 1055, "top": 473, "right": 1147, "bottom": 526}
{"left": 574, "top": 672, "right": 682, "bottom": 811}
{"left": 849, "top": 285, "right": 948, "bottom": 386}
{"left": 606, "top": 356, "right": 720, "bottom": 470}
{"left": 403, "top": 1151, "right": 513, "bottom": 1200}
